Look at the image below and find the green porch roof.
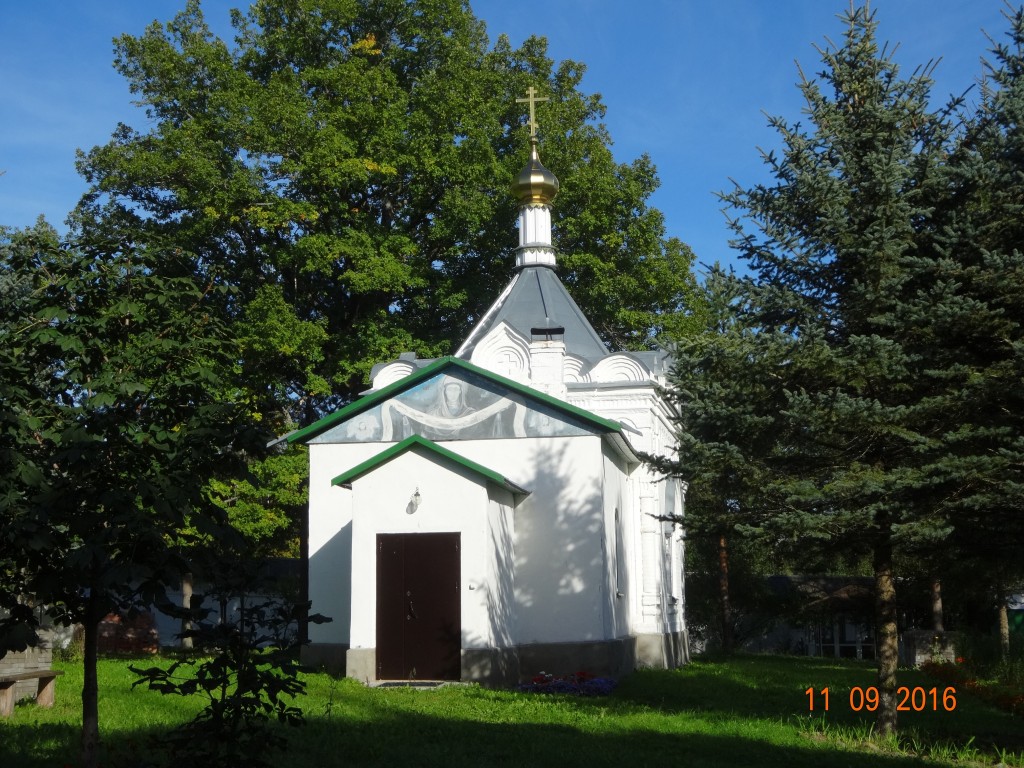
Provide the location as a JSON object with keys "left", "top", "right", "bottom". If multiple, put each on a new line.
{"left": 330, "top": 435, "right": 529, "bottom": 495}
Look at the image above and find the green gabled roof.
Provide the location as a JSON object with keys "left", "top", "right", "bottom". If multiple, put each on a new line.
{"left": 330, "top": 435, "right": 529, "bottom": 495}
{"left": 287, "top": 355, "right": 624, "bottom": 445}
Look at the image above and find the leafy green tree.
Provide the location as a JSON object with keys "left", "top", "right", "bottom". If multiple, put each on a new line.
{"left": 74, "top": 0, "right": 704, "bottom": 430}
{"left": 711, "top": 7, "right": 961, "bottom": 734}
{"left": 209, "top": 447, "right": 308, "bottom": 558}
{"left": 74, "top": 0, "right": 706, "bottom": 608}
{"left": 131, "top": 584, "right": 321, "bottom": 768}
{"left": 0, "top": 221, "right": 62, "bottom": 654}
{"left": 0, "top": 222, "right": 265, "bottom": 768}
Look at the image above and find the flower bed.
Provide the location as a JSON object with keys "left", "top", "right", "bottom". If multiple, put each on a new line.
{"left": 517, "top": 671, "right": 616, "bottom": 696}
{"left": 921, "top": 660, "right": 1024, "bottom": 718}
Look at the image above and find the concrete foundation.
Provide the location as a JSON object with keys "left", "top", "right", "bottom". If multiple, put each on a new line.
{"left": 301, "top": 643, "right": 349, "bottom": 675}
{"left": 635, "top": 630, "right": 689, "bottom": 669}
{"left": 462, "top": 648, "right": 520, "bottom": 687}
{"left": 303, "top": 632, "right": 688, "bottom": 687}
{"left": 515, "top": 638, "right": 636, "bottom": 680}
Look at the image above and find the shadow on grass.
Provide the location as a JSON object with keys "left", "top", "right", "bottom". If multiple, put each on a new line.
{"left": 610, "top": 657, "right": 879, "bottom": 719}
{"left": 297, "top": 697, "right": 923, "bottom": 768}
{"left": 603, "top": 657, "right": 1024, "bottom": 763}
{"left": 0, "top": 722, "right": 80, "bottom": 768}
{"left": 0, "top": 714, "right": 925, "bottom": 768}
{"left": 0, "top": 720, "right": 187, "bottom": 768}
{"left": 6, "top": 656, "right": 1021, "bottom": 768}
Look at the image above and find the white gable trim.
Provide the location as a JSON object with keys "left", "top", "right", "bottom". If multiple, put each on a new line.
{"left": 455, "top": 273, "right": 521, "bottom": 358}
{"left": 467, "top": 321, "right": 532, "bottom": 382}
{"left": 371, "top": 360, "right": 417, "bottom": 390}
{"left": 588, "top": 353, "right": 652, "bottom": 383}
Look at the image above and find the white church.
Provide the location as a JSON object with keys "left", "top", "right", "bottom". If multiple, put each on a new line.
{"left": 292, "top": 94, "right": 688, "bottom": 684}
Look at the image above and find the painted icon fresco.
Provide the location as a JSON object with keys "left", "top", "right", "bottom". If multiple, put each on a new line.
{"left": 310, "top": 369, "right": 595, "bottom": 443}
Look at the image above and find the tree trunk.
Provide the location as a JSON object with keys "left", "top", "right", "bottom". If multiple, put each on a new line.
{"left": 718, "top": 531, "right": 734, "bottom": 654}
{"left": 874, "top": 539, "right": 899, "bottom": 736}
{"left": 181, "top": 572, "right": 194, "bottom": 650}
{"left": 930, "top": 577, "right": 944, "bottom": 633}
{"left": 997, "top": 583, "right": 1010, "bottom": 662}
{"left": 81, "top": 590, "right": 101, "bottom": 768}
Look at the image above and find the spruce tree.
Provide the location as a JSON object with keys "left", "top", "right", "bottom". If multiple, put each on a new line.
{"left": 650, "top": 268, "right": 787, "bottom": 653}
{"left": 920, "top": 6, "right": 1024, "bottom": 656}
{"left": 715, "top": 6, "right": 957, "bottom": 734}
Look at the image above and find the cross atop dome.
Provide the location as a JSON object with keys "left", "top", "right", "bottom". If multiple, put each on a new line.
{"left": 455, "top": 83, "right": 608, "bottom": 362}
{"left": 510, "top": 85, "right": 560, "bottom": 221}
{"left": 516, "top": 86, "right": 548, "bottom": 139}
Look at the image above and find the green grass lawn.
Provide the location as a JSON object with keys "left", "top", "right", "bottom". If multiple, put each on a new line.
{"left": 2, "top": 654, "right": 1021, "bottom": 767}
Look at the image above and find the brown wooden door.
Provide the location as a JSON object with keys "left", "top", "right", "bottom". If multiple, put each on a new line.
{"left": 376, "top": 533, "right": 461, "bottom": 680}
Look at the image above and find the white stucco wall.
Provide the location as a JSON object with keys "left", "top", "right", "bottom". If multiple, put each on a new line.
{"left": 307, "top": 438, "right": 527, "bottom": 652}
{"left": 601, "top": 443, "right": 632, "bottom": 639}
{"left": 485, "top": 491, "right": 517, "bottom": 648}
{"left": 566, "top": 383, "right": 686, "bottom": 641}
{"left": 502, "top": 436, "right": 610, "bottom": 644}
{"left": 309, "top": 432, "right": 624, "bottom": 646}
{"left": 306, "top": 441, "right": 372, "bottom": 646}
{"left": 304, "top": 401, "right": 674, "bottom": 654}
{"left": 664, "top": 475, "right": 686, "bottom": 634}
{"left": 343, "top": 449, "right": 504, "bottom": 651}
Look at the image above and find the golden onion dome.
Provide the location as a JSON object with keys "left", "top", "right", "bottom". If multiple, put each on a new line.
{"left": 511, "top": 138, "right": 559, "bottom": 205}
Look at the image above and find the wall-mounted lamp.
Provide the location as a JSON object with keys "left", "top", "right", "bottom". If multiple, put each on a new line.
{"left": 407, "top": 487, "right": 421, "bottom": 515}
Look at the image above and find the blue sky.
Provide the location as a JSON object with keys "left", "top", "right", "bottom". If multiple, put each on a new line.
{"left": 0, "top": 1, "right": 1011, "bottom": 274}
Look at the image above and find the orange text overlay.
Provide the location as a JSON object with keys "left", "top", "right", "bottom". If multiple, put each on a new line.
{"left": 805, "top": 686, "right": 958, "bottom": 712}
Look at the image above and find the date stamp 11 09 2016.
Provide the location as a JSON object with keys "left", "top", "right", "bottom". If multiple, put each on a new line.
{"left": 805, "top": 686, "right": 958, "bottom": 713}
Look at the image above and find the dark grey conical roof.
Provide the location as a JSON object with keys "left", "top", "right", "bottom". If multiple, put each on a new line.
{"left": 456, "top": 266, "right": 609, "bottom": 362}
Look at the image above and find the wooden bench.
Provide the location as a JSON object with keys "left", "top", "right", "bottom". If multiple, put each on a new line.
{"left": 0, "top": 669, "right": 64, "bottom": 717}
